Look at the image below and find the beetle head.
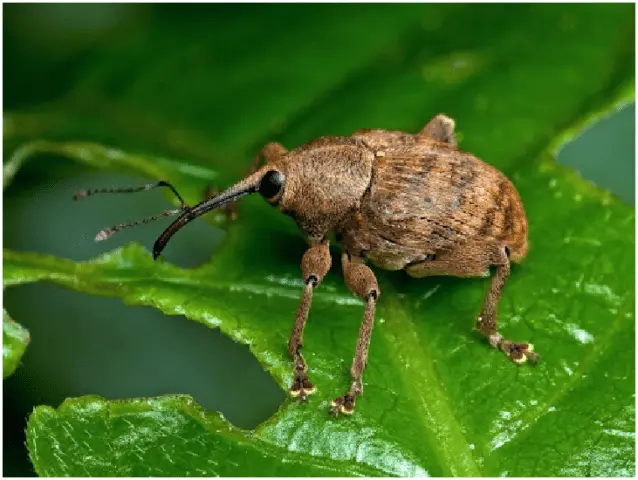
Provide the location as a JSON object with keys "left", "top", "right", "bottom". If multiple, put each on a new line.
{"left": 257, "top": 137, "right": 375, "bottom": 241}
{"left": 77, "top": 137, "right": 375, "bottom": 258}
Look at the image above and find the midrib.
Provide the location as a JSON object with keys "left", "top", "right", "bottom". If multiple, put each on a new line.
{"left": 378, "top": 281, "right": 481, "bottom": 477}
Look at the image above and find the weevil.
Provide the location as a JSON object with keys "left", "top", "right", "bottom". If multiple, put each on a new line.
{"left": 75, "top": 114, "right": 538, "bottom": 416}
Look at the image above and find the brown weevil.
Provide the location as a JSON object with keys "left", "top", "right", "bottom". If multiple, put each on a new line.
{"left": 75, "top": 114, "right": 538, "bottom": 416}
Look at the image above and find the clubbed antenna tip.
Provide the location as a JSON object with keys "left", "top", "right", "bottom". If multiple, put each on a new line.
{"left": 94, "top": 228, "right": 115, "bottom": 242}
{"left": 74, "top": 180, "right": 190, "bottom": 243}
{"left": 73, "top": 190, "right": 90, "bottom": 201}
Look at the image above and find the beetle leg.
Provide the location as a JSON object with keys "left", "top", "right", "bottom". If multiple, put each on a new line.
{"left": 477, "top": 247, "right": 539, "bottom": 364}
{"left": 203, "top": 142, "right": 288, "bottom": 220}
{"left": 420, "top": 114, "right": 457, "bottom": 146}
{"left": 288, "top": 241, "right": 332, "bottom": 401}
{"left": 330, "top": 253, "right": 380, "bottom": 416}
{"left": 250, "top": 142, "right": 288, "bottom": 173}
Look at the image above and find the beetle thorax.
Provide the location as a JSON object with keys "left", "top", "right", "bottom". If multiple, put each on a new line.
{"left": 278, "top": 138, "right": 375, "bottom": 241}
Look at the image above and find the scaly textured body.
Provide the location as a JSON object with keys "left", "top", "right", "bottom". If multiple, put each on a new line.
{"left": 341, "top": 135, "right": 528, "bottom": 275}
{"left": 80, "top": 114, "right": 538, "bottom": 417}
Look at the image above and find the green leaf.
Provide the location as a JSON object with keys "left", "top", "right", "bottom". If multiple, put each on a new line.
{"left": 3, "top": 309, "right": 30, "bottom": 379}
{"left": 8, "top": 153, "right": 635, "bottom": 476}
{"left": 4, "top": 3, "right": 635, "bottom": 477}
{"left": 27, "top": 395, "right": 381, "bottom": 477}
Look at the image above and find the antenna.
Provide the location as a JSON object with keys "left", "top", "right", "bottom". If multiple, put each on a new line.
{"left": 94, "top": 209, "right": 183, "bottom": 242}
{"left": 74, "top": 180, "right": 189, "bottom": 242}
{"left": 73, "top": 180, "right": 186, "bottom": 205}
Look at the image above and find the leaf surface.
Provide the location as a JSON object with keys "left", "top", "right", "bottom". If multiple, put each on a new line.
{"left": 3, "top": 309, "right": 30, "bottom": 379}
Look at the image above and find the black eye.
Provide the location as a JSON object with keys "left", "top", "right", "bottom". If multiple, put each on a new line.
{"left": 259, "top": 170, "right": 285, "bottom": 200}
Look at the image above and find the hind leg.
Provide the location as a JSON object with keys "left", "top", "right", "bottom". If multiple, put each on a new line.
{"left": 477, "top": 248, "right": 538, "bottom": 364}
{"left": 419, "top": 114, "right": 457, "bottom": 146}
{"left": 406, "top": 245, "right": 538, "bottom": 364}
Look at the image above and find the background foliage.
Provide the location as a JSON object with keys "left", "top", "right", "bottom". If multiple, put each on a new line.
{"left": 3, "top": 4, "right": 635, "bottom": 477}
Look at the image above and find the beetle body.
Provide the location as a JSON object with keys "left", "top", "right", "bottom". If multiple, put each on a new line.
{"left": 267, "top": 131, "right": 528, "bottom": 278}
{"left": 80, "top": 114, "right": 537, "bottom": 417}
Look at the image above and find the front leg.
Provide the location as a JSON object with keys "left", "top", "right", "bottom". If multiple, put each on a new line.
{"left": 288, "top": 241, "right": 331, "bottom": 400}
{"left": 330, "top": 253, "right": 380, "bottom": 416}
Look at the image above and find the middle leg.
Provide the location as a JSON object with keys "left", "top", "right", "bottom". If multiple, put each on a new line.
{"left": 330, "top": 253, "right": 380, "bottom": 416}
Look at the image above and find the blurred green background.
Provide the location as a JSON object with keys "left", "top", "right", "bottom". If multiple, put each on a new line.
{"left": 3, "top": 4, "right": 634, "bottom": 476}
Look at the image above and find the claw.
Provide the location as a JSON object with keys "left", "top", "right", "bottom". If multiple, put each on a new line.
{"left": 511, "top": 352, "right": 528, "bottom": 364}
{"left": 501, "top": 341, "right": 539, "bottom": 365}
{"left": 524, "top": 345, "right": 540, "bottom": 364}
{"left": 289, "top": 375, "right": 315, "bottom": 401}
{"left": 289, "top": 387, "right": 303, "bottom": 398}
{"left": 329, "top": 395, "right": 355, "bottom": 416}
